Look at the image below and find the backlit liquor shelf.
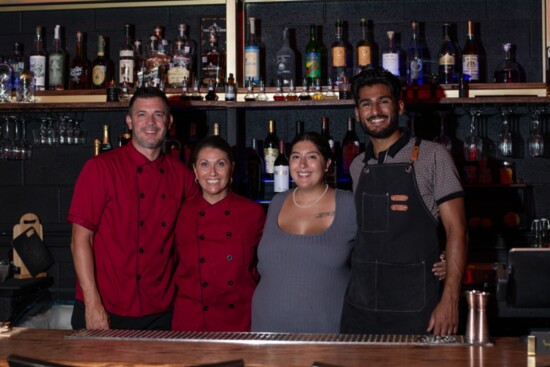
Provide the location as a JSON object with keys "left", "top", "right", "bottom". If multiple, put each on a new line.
{"left": 0, "top": 83, "right": 547, "bottom": 112}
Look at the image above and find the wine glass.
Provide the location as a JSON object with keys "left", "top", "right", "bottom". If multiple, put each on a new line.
{"left": 497, "top": 107, "right": 513, "bottom": 157}
{"left": 463, "top": 107, "right": 484, "bottom": 161}
{"left": 528, "top": 107, "right": 544, "bottom": 157}
{"left": 434, "top": 110, "right": 452, "bottom": 152}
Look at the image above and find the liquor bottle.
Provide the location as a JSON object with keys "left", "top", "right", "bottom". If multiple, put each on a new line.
{"left": 204, "top": 79, "right": 218, "bottom": 101}
{"left": 69, "top": 31, "right": 91, "bottom": 89}
{"left": 190, "top": 79, "right": 202, "bottom": 100}
{"left": 356, "top": 18, "right": 373, "bottom": 73}
{"left": 275, "top": 27, "right": 295, "bottom": 87}
{"left": 323, "top": 77, "right": 338, "bottom": 100}
{"left": 145, "top": 34, "right": 169, "bottom": 88}
{"left": 100, "top": 123, "right": 112, "bottom": 153}
{"left": 299, "top": 78, "right": 311, "bottom": 100}
{"left": 119, "top": 24, "right": 135, "bottom": 88}
{"left": 342, "top": 117, "right": 361, "bottom": 177}
{"left": 48, "top": 25, "right": 66, "bottom": 90}
{"left": 255, "top": 79, "right": 268, "bottom": 101}
{"left": 274, "top": 140, "right": 289, "bottom": 193}
{"left": 153, "top": 25, "right": 170, "bottom": 60}
{"left": 244, "top": 17, "right": 261, "bottom": 86}
{"left": 331, "top": 19, "right": 352, "bottom": 87}
{"left": 0, "top": 60, "right": 12, "bottom": 103}
{"left": 168, "top": 24, "right": 195, "bottom": 88}
{"left": 311, "top": 78, "right": 323, "bottom": 100}
{"left": 134, "top": 39, "right": 144, "bottom": 88}
{"left": 462, "top": 20, "right": 480, "bottom": 82}
{"left": 438, "top": 23, "right": 457, "bottom": 84}
{"left": 29, "top": 25, "right": 47, "bottom": 91}
{"left": 8, "top": 42, "right": 25, "bottom": 89}
{"left": 382, "top": 31, "right": 400, "bottom": 77}
{"left": 494, "top": 43, "right": 522, "bottom": 83}
{"left": 273, "top": 78, "right": 285, "bottom": 101}
{"left": 406, "top": 21, "right": 423, "bottom": 86}
{"left": 225, "top": 73, "right": 236, "bottom": 101}
{"left": 321, "top": 117, "right": 337, "bottom": 188}
{"left": 244, "top": 78, "right": 256, "bottom": 101}
{"left": 286, "top": 79, "right": 299, "bottom": 101}
{"left": 264, "top": 119, "right": 280, "bottom": 178}
{"left": 184, "top": 122, "right": 198, "bottom": 165}
{"left": 247, "top": 138, "right": 264, "bottom": 201}
{"left": 305, "top": 24, "right": 322, "bottom": 85}
{"left": 201, "top": 26, "right": 225, "bottom": 87}
{"left": 92, "top": 35, "right": 114, "bottom": 88}
{"left": 165, "top": 123, "right": 182, "bottom": 161}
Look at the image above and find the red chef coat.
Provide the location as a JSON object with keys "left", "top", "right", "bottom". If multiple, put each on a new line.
{"left": 172, "top": 192, "right": 266, "bottom": 331}
{"left": 68, "top": 143, "right": 198, "bottom": 317}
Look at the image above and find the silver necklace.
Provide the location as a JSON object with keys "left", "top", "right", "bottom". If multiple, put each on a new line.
{"left": 292, "top": 184, "right": 329, "bottom": 208}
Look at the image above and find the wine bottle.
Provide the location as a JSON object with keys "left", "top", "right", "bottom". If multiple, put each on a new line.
{"left": 119, "top": 24, "right": 135, "bottom": 88}
{"left": 8, "top": 42, "right": 25, "bottom": 88}
{"left": 305, "top": 24, "right": 322, "bottom": 85}
{"left": 201, "top": 26, "right": 225, "bottom": 87}
{"left": 274, "top": 140, "right": 289, "bottom": 193}
{"left": 264, "top": 119, "right": 280, "bottom": 178}
{"left": 462, "top": 20, "right": 480, "bottom": 82}
{"left": 275, "top": 27, "right": 295, "bottom": 87}
{"left": 438, "top": 23, "right": 457, "bottom": 84}
{"left": 29, "top": 25, "right": 48, "bottom": 91}
{"left": 247, "top": 138, "right": 264, "bottom": 201}
{"left": 321, "top": 117, "right": 337, "bottom": 188}
{"left": 244, "top": 17, "right": 261, "bottom": 86}
{"left": 100, "top": 123, "right": 112, "bottom": 153}
{"left": 356, "top": 18, "right": 373, "bottom": 73}
{"left": 382, "top": 31, "right": 400, "bottom": 77}
{"left": 342, "top": 117, "right": 361, "bottom": 177}
{"left": 92, "top": 35, "right": 114, "bottom": 88}
{"left": 69, "top": 31, "right": 91, "bottom": 89}
{"left": 331, "top": 19, "right": 352, "bottom": 87}
{"left": 406, "top": 21, "right": 423, "bottom": 86}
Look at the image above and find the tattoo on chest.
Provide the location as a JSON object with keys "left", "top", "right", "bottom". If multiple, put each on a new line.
{"left": 315, "top": 211, "right": 335, "bottom": 219}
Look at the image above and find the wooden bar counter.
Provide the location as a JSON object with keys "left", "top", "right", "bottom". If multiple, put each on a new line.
{"left": 0, "top": 329, "right": 547, "bottom": 366}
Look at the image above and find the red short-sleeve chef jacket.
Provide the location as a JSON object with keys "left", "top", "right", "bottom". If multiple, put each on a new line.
{"left": 172, "top": 192, "right": 266, "bottom": 331}
{"left": 67, "top": 143, "right": 198, "bottom": 317}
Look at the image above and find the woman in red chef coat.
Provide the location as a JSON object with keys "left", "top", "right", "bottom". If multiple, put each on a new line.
{"left": 172, "top": 135, "right": 266, "bottom": 332}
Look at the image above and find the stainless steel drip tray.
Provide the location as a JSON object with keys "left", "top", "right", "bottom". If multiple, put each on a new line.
{"left": 66, "top": 329, "right": 467, "bottom": 346}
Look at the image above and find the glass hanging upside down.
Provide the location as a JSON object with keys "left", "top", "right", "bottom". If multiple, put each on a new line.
{"left": 463, "top": 107, "right": 483, "bottom": 161}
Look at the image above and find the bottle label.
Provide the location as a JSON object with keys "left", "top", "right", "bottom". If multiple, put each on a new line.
{"left": 92, "top": 64, "right": 107, "bottom": 86}
{"left": 167, "top": 66, "right": 190, "bottom": 86}
{"left": 332, "top": 46, "right": 346, "bottom": 67}
{"left": 70, "top": 66, "right": 84, "bottom": 84}
{"left": 439, "top": 53, "right": 455, "bottom": 66}
{"left": 119, "top": 59, "right": 135, "bottom": 84}
{"left": 264, "top": 148, "right": 279, "bottom": 174}
{"left": 306, "top": 52, "right": 321, "bottom": 79}
{"left": 9, "top": 61, "right": 24, "bottom": 79}
{"left": 244, "top": 46, "right": 260, "bottom": 84}
{"left": 462, "top": 55, "right": 479, "bottom": 81}
{"left": 382, "top": 52, "right": 400, "bottom": 76}
{"left": 225, "top": 85, "right": 236, "bottom": 100}
{"left": 409, "top": 59, "right": 423, "bottom": 80}
{"left": 48, "top": 54, "right": 65, "bottom": 88}
{"left": 357, "top": 46, "right": 371, "bottom": 67}
{"left": 276, "top": 52, "right": 294, "bottom": 86}
{"left": 29, "top": 55, "right": 46, "bottom": 88}
{"left": 274, "top": 165, "right": 289, "bottom": 192}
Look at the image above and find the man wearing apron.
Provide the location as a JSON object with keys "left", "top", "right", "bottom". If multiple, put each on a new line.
{"left": 341, "top": 68, "right": 467, "bottom": 336}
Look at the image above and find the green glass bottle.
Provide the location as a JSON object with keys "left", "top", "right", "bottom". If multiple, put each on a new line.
{"left": 305, "top": 25, "right": 321, "bottom": 85}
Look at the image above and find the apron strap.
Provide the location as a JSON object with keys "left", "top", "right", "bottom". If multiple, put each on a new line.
{"left": 406, "top": 138, "right": 422, "bottom": 173}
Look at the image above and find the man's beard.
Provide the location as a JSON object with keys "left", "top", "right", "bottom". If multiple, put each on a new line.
{"left": 362, "top": 115, "right": 400, "bottom": 139}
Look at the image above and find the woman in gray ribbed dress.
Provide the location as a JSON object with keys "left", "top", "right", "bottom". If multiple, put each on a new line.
{"left": 251, "top": 132, "right": 356, "bottom": 333}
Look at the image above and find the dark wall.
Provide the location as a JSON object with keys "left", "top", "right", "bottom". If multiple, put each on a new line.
{"left": 0, "top": 0, "right": 547, "bottom": 298}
